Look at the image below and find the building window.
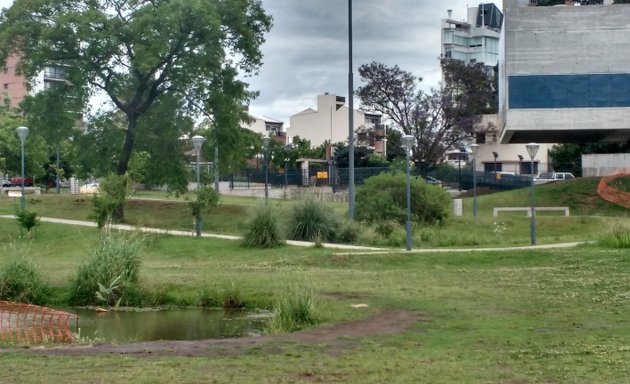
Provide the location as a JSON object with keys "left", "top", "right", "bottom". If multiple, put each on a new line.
{"left": 3, "top": 83, "right": 8, "bottom": 90}
{"left": 44, "top": 66, "right": 67, "bottom": 79}
{"left": 475, "top": 132, "right": 486, "bottom": 144}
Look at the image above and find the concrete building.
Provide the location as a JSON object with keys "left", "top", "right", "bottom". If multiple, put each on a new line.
{"left": 287, "top": 93, "right": 384, "bottom": 154}
{"left": 439, "top": 4, "right": 552, "bottom": 172}
{"left": 499, "top": 0, "right": 630, "bottom": 144}
{"left": 243, "top": 114, "right": 287, "bottom": 144}
{"left": 1, "top": 54, "right": 73, "bottom": 108}
{"left": 441, "top": 3, "right": 503, "bottom": 68}
{"left": 582, "top": 153, "right": 630, "bottom": 177}
{"left": 472, "top": 114, "right": 554, "bottom": 174}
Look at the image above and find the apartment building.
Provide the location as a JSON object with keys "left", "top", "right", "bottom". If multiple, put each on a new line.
{"left": 287, "top": 93, "right": 384, "bottom": 154}
{"left": 441, "top": 3, "right": 503, "bottom": 68}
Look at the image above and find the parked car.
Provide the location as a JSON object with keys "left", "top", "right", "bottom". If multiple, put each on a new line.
{"left": 424, "top": 176, "right": 442, "bottom": 185}
{"left": 536, "top": 172, "right": 575, "bottom": 181}
{"left": 79, "top": 182, "right": 100, "bottom": 194}
{"left": 9, "top": 176, "right": 33, "bottom": 186}
{"left": 1, "top": 179, "right": 11, "bottom": 188}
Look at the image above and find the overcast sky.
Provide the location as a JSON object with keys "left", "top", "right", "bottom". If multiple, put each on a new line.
{"left": 0, "top": 0, "right": 502, "bottom": 124}
{"left": 246, "top": 0, "right": 502, "bottom": 124}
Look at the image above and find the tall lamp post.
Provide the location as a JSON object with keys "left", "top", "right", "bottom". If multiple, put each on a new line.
{"left": 283, "top": 144, "right": 293, "bottom": 190}
{"left": 191, "top": 135, "right": 206, "bottom": 237}
{"left": 263, "top": 136, "right": 271, "bottom": 205}
{"left": 471, "top": 144, "right": 479, "bottom": 219}
{"left": 16, "top": 126, "right": 29, "bottom": 210}
{"left": 347, "top": 0, "right": 355, "bottom": 220}
{"left": 526, "top": 143, "right": 540, "bottom": 246}
{"left": 402, "top": 134, "right": 415, "bottom": 251}
{"left": 457, "top": 147, "right": 466, "bottom": 191}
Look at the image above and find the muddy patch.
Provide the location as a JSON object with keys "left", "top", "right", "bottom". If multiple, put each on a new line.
{"left": 2, "top": 310, "right": 425, "bottom": 358}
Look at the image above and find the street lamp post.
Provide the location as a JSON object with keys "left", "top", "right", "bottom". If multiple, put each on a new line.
{"left": 402, "top": 134, "right": 415, "bottom": 251}
{"left": 263, "top": 136, "right": 271, "bottom": 205}
{"left": 492, "top": 151, "right": 499, "bottom": 174}
{"left": 471, "top": 144, "right": 479, "bottom": 219}
{"left": 283, "top": 144, "right": 293, "bottom": 190}
{"left": 518, "top": 154, "right": 524, "bottom": 175}
{"left": 457, "top": 147, "right": 466, "bottom": 191}
{"left": 16, "top": 126, "right": 29, "bottom": 210}
{"left": 526, "top": 143, "right": 540, "bottom": 246}
{"left": 191, "top": 135, "right": 206, "bottom": 237}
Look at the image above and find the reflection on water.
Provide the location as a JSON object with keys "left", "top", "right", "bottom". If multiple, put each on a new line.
{"left": 65, "top": 308, "right": 269, "bottom": 343}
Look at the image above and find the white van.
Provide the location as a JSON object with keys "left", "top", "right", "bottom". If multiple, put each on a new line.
{"left": 536, "top": 172, "right": 575, "bottom": 181}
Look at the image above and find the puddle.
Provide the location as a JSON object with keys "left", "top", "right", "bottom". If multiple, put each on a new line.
{"left": 65, "top": 307, "right": 270, "bottom": 343}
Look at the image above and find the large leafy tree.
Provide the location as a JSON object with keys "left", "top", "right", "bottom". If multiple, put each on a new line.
{"left": 0, "top": 105, "right": 48, "bottom": 180}
{"left": 356, "top": 61, "right": 496, "bottom": 167}
{"left": 20, "top": 87, "right": 80, "bottom": 188}
{"left": 0, "top": 0, "right": 272, "bottom": 213}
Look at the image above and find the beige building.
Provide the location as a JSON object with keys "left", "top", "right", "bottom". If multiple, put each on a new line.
{"left": 473, "top": 115, "right": 553, "bottom": 174}
{"left": 287, "top": 93, "right": 384, "bottom": 154}
{"left": 243, "top": 114, "right": 287, "bottom": 144}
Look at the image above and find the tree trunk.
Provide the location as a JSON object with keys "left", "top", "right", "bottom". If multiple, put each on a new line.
{"left": 112, "top": 114, "right": 137, "bottom": 222}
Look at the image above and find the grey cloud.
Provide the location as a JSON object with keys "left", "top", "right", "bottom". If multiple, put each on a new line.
{"left": 247, "top": 0, "right": 501, "bottom": 123}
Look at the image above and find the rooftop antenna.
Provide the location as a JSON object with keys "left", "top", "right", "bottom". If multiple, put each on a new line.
{"left": 447, "top": 9, "right": 452, "bottom": 18}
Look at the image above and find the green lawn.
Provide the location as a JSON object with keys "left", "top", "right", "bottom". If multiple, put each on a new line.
{"left": 1, "top": 218, "right": 629, "bottom": 383}
{"left": 1, "top": 178, "right": 629, "bottom": 383}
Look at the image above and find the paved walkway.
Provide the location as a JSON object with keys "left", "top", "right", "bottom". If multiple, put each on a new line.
{"left": 0, "top": 215, "right": 586, "bottom": 254}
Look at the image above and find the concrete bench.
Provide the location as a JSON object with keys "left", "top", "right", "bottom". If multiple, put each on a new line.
{"left": 493, "top": 206, "right": 570, "bottom": 217}
{"left": 2, "top": 187, "right": 41, "bottom": 195}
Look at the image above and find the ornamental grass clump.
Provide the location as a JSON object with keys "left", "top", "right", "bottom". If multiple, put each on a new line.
{"left": 0, "top": 255, "right": 50, "bottom": 305}
{"left": 286, "top": 199, "right": 339, "bottom": 243}
{"left": 598, "top": 225, "right": 630, "bottom": 249}
{"left": 242, "top": 204, "right": 285, "bottom": 248}
{"left": 67, "top": 229, "right": 143, "bottom": 307}
{"left": 268, "top": 289, "right": 318, "bottom": 332}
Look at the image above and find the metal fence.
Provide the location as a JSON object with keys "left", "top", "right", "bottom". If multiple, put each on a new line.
{"left": 229, "top": 166, "right": 535, "bottom": 192}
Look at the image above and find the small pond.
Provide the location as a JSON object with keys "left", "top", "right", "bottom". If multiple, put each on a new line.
{"left": 65, "top": 307, "right": 270, "bottom": 343}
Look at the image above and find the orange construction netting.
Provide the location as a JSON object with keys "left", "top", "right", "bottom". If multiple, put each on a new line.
{"left": 597, "top": 174, "right": 630, "bottom": 209}
{"left": 0, "top": 301, "right": 77, "bottom": 344}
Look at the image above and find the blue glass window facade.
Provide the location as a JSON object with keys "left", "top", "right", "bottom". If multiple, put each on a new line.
{"left": 508, "top": 74, "right": 630, "bottom": 109}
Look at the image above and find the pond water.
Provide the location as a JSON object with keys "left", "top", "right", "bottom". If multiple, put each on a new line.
{"left": 65, "top": 307, "right": 270, "bottom": 343}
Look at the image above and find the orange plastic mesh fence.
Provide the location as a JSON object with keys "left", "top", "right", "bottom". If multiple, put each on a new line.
{"left": 0, "top": 301, "right": 77, "bottom": 344}
{"left": 597, "top": 174, "right": 630, "bottom": 209}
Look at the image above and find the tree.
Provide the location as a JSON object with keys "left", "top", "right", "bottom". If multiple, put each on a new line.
{"left": 20, "top": 87, "right": 80, "bottom": 189}
{"left": 357, "top": 61, "right": 496, "bottom": 167}
{"left": 549, "top": 142, "right": 630, "bottom": 176}
{"left": 0, "top": 0, "right": 272, "bottom": 217}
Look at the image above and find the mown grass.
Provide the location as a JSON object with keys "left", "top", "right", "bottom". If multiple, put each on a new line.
{"left": 1, "top": 176, "right": 627, "bottom": 248}
{"left": 1, "top": 219, "right": 629, "bottom": 382}
{"left": 1, "top": 178, "right": 629, "bottom": 382}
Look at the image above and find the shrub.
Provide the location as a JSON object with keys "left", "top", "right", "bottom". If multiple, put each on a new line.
{"left": 242, "top": 204, "right": 285, "bottom": 248}
{"left": 598, "top": 225, "right": 630, "bottom": 249}
{"left": 15, "top": 209, "right": 39, "bottom": 236}
{"left": 0, "top": 255, "right": 49, "bottom": 305}
{"left": 90, "top": 173, "right": 131, "bottom": 227}
{"left": 286, "top": 199, "right": 339, "bottom": 242}
{"left": 187, "top": 186, "right": 219, "bottom": 221}
{"left": 268, "top": 289, "right": 318, "bottom": 332}
{"left": 67, "top": 230, "right": 143, "bottom": 307}
{"left": 337, "top": 219, "right": 362, "bottom": 244}
{"left": 356, "top": 171, "right": 451, "bottom": 225}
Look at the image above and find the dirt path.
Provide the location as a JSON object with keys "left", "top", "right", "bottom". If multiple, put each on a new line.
{"left": 1, "top": 310, "right": 424, "bottom": 358}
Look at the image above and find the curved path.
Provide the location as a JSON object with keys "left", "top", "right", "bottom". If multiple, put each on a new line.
{"left": 0, "top": 215, "right": 585, "bottom": 253}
